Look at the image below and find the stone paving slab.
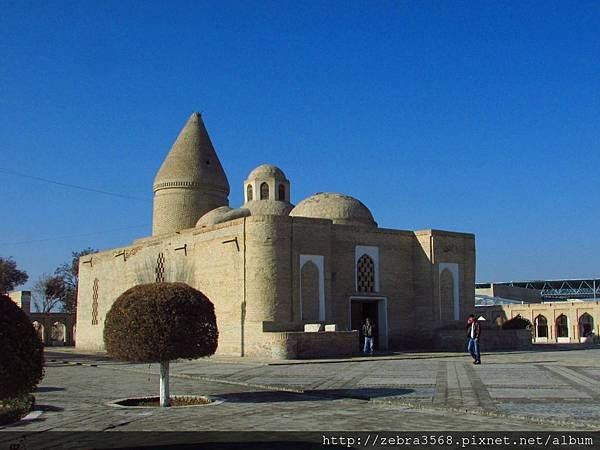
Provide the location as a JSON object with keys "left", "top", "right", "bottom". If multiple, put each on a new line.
{"left": 582, "top": 368, "right": 600, "bottom": 378}
{"left": 245, "top": 377, "right": 324, "bottom": 386}
{"left": 476, "top": 366, "right": 569, "bottom": 387}
{"left": 357, "top": 377, "right": 435, "bottom": 386}
{"left": 2, "top": 348, "right": 600, "bottom": 440}
{"left": 488, "top": 388, "right": 591, "bottom": 399}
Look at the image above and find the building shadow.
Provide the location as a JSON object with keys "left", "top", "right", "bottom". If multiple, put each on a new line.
{"left": 217, "top": 388, "right": 413, "bottom": 403}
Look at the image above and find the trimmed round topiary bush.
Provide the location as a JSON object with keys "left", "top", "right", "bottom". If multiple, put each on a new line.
{"left": 104, "top": 282, "right": 218, "bottom": 406}
{"left": 0, "top": 293, "right": 44, "bottom": 400}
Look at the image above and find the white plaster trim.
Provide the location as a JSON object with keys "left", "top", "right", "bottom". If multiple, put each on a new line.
{"left": 355, "top": 245, "right": 380, "bottom": 292}
{"left": 348, "top": 296, "right": 388, "bottom": 350}
{"left": 439, "top": 263, "right": 460, "bottom": 320}
{"left": 300, "top": 255, "right": 325, "bottom": 321}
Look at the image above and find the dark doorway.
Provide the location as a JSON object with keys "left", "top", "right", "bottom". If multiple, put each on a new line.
{"left": 351, "top": 300, "right": 379, "bottom": 351}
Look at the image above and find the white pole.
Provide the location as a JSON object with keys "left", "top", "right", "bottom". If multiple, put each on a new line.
{"left": 159, "top": 361, "right": 170, "bottom": 407}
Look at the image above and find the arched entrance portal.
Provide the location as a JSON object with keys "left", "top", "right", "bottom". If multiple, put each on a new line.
{"left": 535, "top": 315, "right": 548, "bottom": 342}
{"left": 32, "top": 321, "right": 45, "bottom": 343}
{"left": 555, "top": 315, "right": 569, "bottom": 342}
{"left": 579, "top": 313, "right": 594, "bottom": 342}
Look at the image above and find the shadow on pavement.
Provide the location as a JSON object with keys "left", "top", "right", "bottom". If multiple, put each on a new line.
{"left": 36, "top": 404, "right": 64, "bottom": 412}
{"left": 1, "top": 418, "right": 46, "bottom": 429}
{"left": 218, "top": 388, "right": 413, "bottom": 403}
{"left": 35, "top": 387, "right": 65, "bottom": 393}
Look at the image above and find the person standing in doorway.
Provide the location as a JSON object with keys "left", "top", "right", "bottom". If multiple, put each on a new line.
{"left": 466, "top": 314, "right": 481, "bottom": 364}
{"left": 362, "top": 317, "right": 375, "bottom": 356}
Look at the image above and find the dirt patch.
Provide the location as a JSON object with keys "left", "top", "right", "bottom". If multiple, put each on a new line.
{"left": 110, "top": 395, "right": 219, "bottom": 408}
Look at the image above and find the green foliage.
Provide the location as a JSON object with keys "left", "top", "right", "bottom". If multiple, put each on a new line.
{"left": 0, "top": 257, "right": 28, "bottom": 294}
{"left": 502, "top": 315, "right": 533, "bottom": 330}
{"left": 104, "top": 283, "right": 218, "bottom": 363}
{"left": 0, "top": 294, "right": 44, "bottom": 399}
{"left": 0, "top": 394, "right": 34, "bottom": 425}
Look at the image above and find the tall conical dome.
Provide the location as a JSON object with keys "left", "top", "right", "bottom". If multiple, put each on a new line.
{"left": 152, "top": 113, "right": 230, "bottom": 235}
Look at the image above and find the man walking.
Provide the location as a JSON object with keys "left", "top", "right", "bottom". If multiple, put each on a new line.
{"left": 362, "top": 317, "right": 375, "bottom": 356}
{"left": 466, "top": 314, "right": 481, "bottom": 364}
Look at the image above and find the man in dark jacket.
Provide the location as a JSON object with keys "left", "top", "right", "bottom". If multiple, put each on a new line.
{"left": 362, "top": 318, "right": 375, "bottom": 356}
{"left": 466, "top": 314, "right": 481, "bottom": 364}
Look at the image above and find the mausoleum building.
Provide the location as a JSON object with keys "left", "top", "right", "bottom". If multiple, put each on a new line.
{"left": 76, "top": 113, "right": 476, "bottom": 358}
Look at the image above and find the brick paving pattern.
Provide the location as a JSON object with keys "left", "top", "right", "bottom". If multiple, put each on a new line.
{"left": 1, "top": 348, "right": 599, "bottom": 435}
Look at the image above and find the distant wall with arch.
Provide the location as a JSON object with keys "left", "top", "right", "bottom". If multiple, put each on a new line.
{"left": 30, "top": 313, "right": 76, "bottom": 346}
{"left": 476, "top": 301, "right": 600, "bottom": 344}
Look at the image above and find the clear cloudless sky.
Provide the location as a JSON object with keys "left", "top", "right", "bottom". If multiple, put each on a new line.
{"left": 1, "top": 1, "right": 599, "bottom": 290}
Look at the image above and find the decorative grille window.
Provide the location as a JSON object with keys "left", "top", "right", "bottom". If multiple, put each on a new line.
{"left": 247, "top": 184, "right": 253, "bottom": 201}
{"left": 155, "top": 252, "right": 165, "bottom": 283}
{"left": 91, "top": 278, "right": 99, "bottom": 325}
{"left": 357, "top": 254, "right": 375, "bottom": 293}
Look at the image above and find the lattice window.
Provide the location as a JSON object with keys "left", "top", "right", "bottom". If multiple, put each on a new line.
{"left": 155, "top": 252, "right": 166, "bottom": 283}
{"left": 278, "top": 184, "right": 286, "bottom": 201}
{"left": 357, "top": 254, "right": 375, "bottom": 293}
{"left": 260, "top": 182, "right": 269, "bottom": 200}
{"left": 91, "top": 278, "right": 99, "bottom": 325}
{"left": 247, "top": 184, "right": 253, "bottom": 201}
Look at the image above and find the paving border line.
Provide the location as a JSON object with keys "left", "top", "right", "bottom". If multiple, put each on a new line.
{"left": 48, "top": 348, "right": 568, "bottom": 366}
{"left": 370, "top": 396, "right": 598, "bottom": 430}
{"left": 46, "top": 358, "right": 600, "bottom": 430}
{"left": 56, "top": 361, "right": 307, "bottom": 394}
{"left": 45, "top": 346, "right": 600, "bottom": 367}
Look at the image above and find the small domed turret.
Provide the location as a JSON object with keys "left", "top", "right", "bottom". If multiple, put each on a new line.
{"left": 241, "top": 164, "right": 293, "bottom": 217}
{"left": 243, "top": 164, "right": 290, "bottom": 203}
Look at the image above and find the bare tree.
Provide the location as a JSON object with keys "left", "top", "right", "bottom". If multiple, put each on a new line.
{"left": 32, "top": 274, "right": 66, "bottom": 313}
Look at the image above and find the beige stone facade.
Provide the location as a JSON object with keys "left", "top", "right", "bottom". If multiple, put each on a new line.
{"left": 76, "top": 113, "right": 476, "bottom": 358}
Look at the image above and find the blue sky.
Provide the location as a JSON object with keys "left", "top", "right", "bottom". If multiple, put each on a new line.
{"left": 1, "top": 1, "right": 599, "bottom": 290}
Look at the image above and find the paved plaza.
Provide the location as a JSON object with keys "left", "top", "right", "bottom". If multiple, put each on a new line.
{"left": 1, "top": 348, "right": 600, "bottom": 448}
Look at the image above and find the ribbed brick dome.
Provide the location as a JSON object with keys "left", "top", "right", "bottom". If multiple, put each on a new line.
{"left": 247, "top": 164, "right": 287, "bottom": 181}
